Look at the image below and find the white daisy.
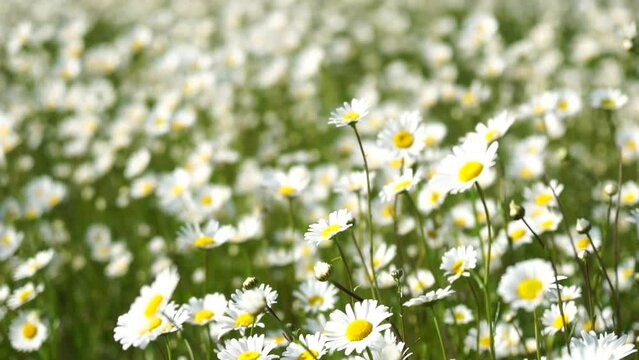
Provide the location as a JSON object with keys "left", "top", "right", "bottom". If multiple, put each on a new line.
{"left": 380, "top": 168, "right": 422, "bottom": 203}
{"left": 497, "top": 259, "right": 556, "bottom": 311}
{"left": 542, "top": 301, "right": 577, "bottom": 335}
{"left": 186, "top": 293, "right": 228, "bottom": 325}
{"left": 217, "top": 334, "right": 278, "bottom": 360}
{"left": 281, "top": 333, "right": 327, "bottom": 360}
{"left": 568, "top": 331, "right": 636, "bottom": 360}
{"left": 177, "top": 220, "right": 234, "bottom": 250}
{"left": 7, "top": 282, "right": 44, "bottom": 310}
{"left": 403, "top": 286, "right": 455, "bottom": 307}
{"left": 473, "top": 111, "right": 515, "bottom": 143}
{"left": 9, "top": 311, "right": 48, "bottom": 352}
{"left": 324, "top": 299, "right": 392, "bottom": 355}
{"left": 13, "top": 249, "right": 55, "bottom": 280}
{"left": 590, "top": 88, "right": 628, "bottom": 110}
{"left": 329, "top": 98, "right": 370, "bottom": 127}
{"left": 430, "top": 133, "right": 498, "bottom": 194}
{"left": 377, "top": 111, "right": 426, "bottom": 159}
{"left": 444, "top": 304, "right": 474, "bottom": 325}
{"left": 304, "top": 208, "right": 353, "bottom": 246}
{"left": 293, "top": 280, "right": 338, "bottom": 313}
{"left": 440, "top": 246, "right": 478, "bottom": 283}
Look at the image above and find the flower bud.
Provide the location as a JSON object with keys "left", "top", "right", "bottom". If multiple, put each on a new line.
{"left": 391, "top": 269, "right": 404, "bottom": 280}
{"left": 242, "top": 276, "right": 258, "bottom": 290}
{"left": 604, "top": 182, "right": 618, "bottom": 197}
{"left": 509, "top": 201, "right": 525, "bottom": 220}
{"left": 314, "top": 261, "right": 332, "bottom": 282}
{"left": 576, "top": 218, "right": 591, "bottom": 234}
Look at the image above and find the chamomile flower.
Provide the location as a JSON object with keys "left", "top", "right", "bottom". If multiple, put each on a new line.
{"left": 186, "top": 293, "right": 228, "bottom": 325}
{"left": 568, "top": 331, "right": 636, "bottom": 360}
{"left": 369, "top": 329, "right": 412, "bottom": 360}
{"left": 0, "top": 225, "right": 23, "bottom": 260}
{"left": 440, "top": 246, "right": 478, "bottom": 283}
{"left": 377, "top": 111, "right": 426, "bottom": 159}
{"left": 474, "top": 111, "right": 515, "bottom": 143}
{"left": 422, "top": 122, "right": 447, "bottom": 147}
{"left": 294, "top": 280, "right": 338, "bottom": 313}
{"left": 430, "top": 133, "right": 498, "bottom": 194}
{"left": 177, "top": 220, "right": 233, "bottom": 250}
{"left": 523, "top": 180, "right": 563, "bottom": 207}
{"left": 465, "top": 321, "right": 493, "bottom": 353}
{"left": 407, "top": 269, "right": 436, "bottom": 296}
{"left": 444, "top": 304, "right": 474, "bottom": 325}
{"left": 10, "top": 311, "right": 48, "bottom": 352}
{"left": 380, "top": 168, "right": 422, "bottom": 203}
{"left": 497, "top": 259, "right": 556, "bottom": 311}
{"left": 507, "top": 221, "right": 532, "bottom": 248}
{"left": 532, "top": 209, "right": 563, "bottom": 234}
{"left": 14, "top": 249, "right": 55, "bottom": 280}
{"left": 329, "top": 99, "right": 370, "bottom": 127}
{"left": 217, "top": 334, "right": 278, "bottom": 360}
{"left": 124, "top": 148, "right": 151, "bottom": 178}
{"left": 542, "top": 301, "right": 577, "bottom": 335}
{"left": 304, "top": 208, "right": 353, "bottom": 246}
{"left": 417, "top": 182, "right": 447, "bottom": 214}
{"left": 281, "top": 333, "right": 327, "bottom": 360}
{"left": 272, "top": 166, "right": 311, "bottom": 198}
{"left": 403, "top": 286, "right": 455, "bottom": 307}
{"left": 214, "top": 306, "right": 265, "bottom": 339}
{"left": 590, "top": 89, "right": 628, "bottom": 110}
{"left": 324, "top": 299, "right": 392, "bottom": 355}
{"left": 7, "top": 283, "right": 44, "bottom": 310}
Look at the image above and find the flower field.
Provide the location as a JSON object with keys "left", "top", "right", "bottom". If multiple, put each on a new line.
{"left": 1, "top": 0, "right": 639, "bottom": 359}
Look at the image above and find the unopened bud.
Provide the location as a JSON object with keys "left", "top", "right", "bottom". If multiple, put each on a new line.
{"left": 576, "top": 218, "right": 591, "bottom": 234}
{"left": 314, "top": 261, "right": 332, "bottom": 282}
{"left": 604, "top": 182, "right": 618, "bottom": 197}
{"left": 242, "top": 277, "right": 258, "bottom": 290}
{"left": 509, "top": 201, "right": 525, "bottom": 220}
{"left": 391, "top": 269, "right": 404, "bottom": 280}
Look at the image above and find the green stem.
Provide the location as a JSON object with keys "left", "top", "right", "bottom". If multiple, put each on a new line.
{"left": 350, "top": 230, "right": 379, "bottom": 299}
{"left": 429, "top": 307, "right": 447, "bottom": 360}
{"left": 335, "top": 239, "right": 356, "bottom": 305}
{"left": 533, "top": 308, "right": 542, "bottom": 360}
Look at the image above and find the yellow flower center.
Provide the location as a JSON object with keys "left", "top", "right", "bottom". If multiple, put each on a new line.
{"left": 238, "top": 351, "right": 261, "bottom": 360}
{"left": 553, "top": 314, "right": 569, "bottom": 329}
{"left": 517, "top": 278, "right": 543, "bottom": 300}
{"left": 308, "top": 295, "right": 324, "bottom": 306}
{"left": 534, "top": 193, "right": 553, "bottom": 206}
{"left": 170, "top": 184, "right": 184, "bottom": 197}
{"left": 458, "top": 161, "right": 484, "bottom": 182}
{"left": 601, "top": 98, "right": 616, "bottom": 109}
{"left": 576, "top": 237, "right": 590, "bottom": 250}
{"left": 462, "top": 92, "right": 475, "bottom": 105}
{"left": 345, "top": 319, "right": 373, "bottom": 341}
{"left": 194, "top": 236, "right": 215, "bottom": 248}
{"left": 22, "top": 322, "right": 38, "bottom": 339}
{"left": 342, "top": 111, "right": 360, "bottom": 122}
{"left": 393, "top": 179, "right": 412, "bottom": 193}
{"left": 194, "top": 309, "right": 214, "bottom": 323}
{"left": 429, "top": 191, "right": 440, "bottom": 204}
{"left": 144, "top": 294, "right": 163, "bottom": 317}
{"left": 479, "top": 335, "right": 492, "bottom": 348}
{"left": 451, "top": 259, "right": 465, "bottom": 275}
{"left": 18, "top": 289, "right": 33, "bottom": 302}
{"left": 625, "top": 139, "right": 637, "bottom": 150}
{"left": 583, "top": 320, "right": 593, "bottom": 331}
{"left": 454, "top": 312, "right": 466, "bottom": 321}
{"left": 278, "top": 185, "right": 296, "bottom": 197}
{"left": 297, "top": 350, "right": 319, "bottom": 360}
{"left": 382, "top": 204, "right": 394, "bottom": 218}
{"left": 511, "top": 228, "right": 526, "bottom": 241}
{"left": 321, "top": 224, "right": 342, "bottom": 239}
{"left": 519, "top": 167, "right": 534, "bottom": 179}
{"left": 393, "top": 130, "right": 415, "bottom": 149}
{"left": 484, "top": 129, "right": 498, "bottom": 142}
{"left": 557, "top": 100, "right": 569, "bottom": 110}
{"left": 1, "top": 234, "right": 10, "bottom": 245}
{"left": 424, "top": 135, "right": 437, "bottom": 146}
{"left": 141, "top": 316, "right": 163, "bottom": 334}
{"left": 623, "top": 193, "right": 636, "bottom": 203}
{"left": 235, "top": 312, "right": 255, "bottom": 327}
{"left": 200, "top": 195, "right": 213, "bottom": 206}
{"left": 540, "top": 219, "right": 554, "bottom": 230}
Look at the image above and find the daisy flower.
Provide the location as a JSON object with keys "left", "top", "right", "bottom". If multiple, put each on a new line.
{"left": 293, "top": 280, "right": 338, "bottom": 313}
{"left": 177, "top": 220, "right": 233, "bottom": 250}
{"left": 217, "top": 334, "right": 278, "bottom": 360}
{"left": 9, "top": 311, "right": 48, "bottom": 352}
{"left": 304, "top": 208, "right": 353, "bottom": 246}
{"left": 422, "top": 122, "right": 447, "bottom": 147}
{"left": 440, "top": 246, "right": 478, "bottom": 283}
{"left": 568, "top": 331, "right": 636, "bottom": 360}
{"left": 403, "top": 286, "right": 455, "bottom": 307}
{"left": 329, "top": 98, "right": 370, "bottom": 127}
{"left": 444, "top": 304, "right": 474, "bottom": 325}
{"left": 324, "top": 299, "right": 392, "bottom": 355}
{"left": 531, "top": 209, "right": 563, "bottom": 234}
{"left": 369, "top": 329, "right": 412, "bottom": 360}
{"left": 590, "top": 88, "right": 628, "bottom": 110}
{"left": 523, "top": 180, "right": 563, "bottom": 207}
{"left": 281, "top": 333, "right": 326, "bottom": 360}
{"left": 186, "top": 293, "right": 228, "bottom": 325}
{"left": 7, "top": 282, "right": 44, "bottom": 310}
{"left": 497, "top": 259, "right": 556, "bottom": 311}
{"left": 430, "top": 133, "right": 498, "bottom": 194}
{"left": 507, "top": 221, "right": 532, "bottom": 248}
{"left": 377, "top": 111, "right": 426, "bottom": 159}
{"left": 380, "top": 168, "right": 422, "bottom": 203}
{"left": 230, "top": 284, "right": 277, "bottom": 316}
{"left": 407, "top": 269, "right": 435, "bottom": 296}
{"left": 213, "top": 306, "right": 265, "bottom": 339}
{"left": 417, "top": 182, "right": 447, "bottom": 214}
{"left": 542, "top": 301, "right": 577, "bottom": 335}
{"left": 473, "top": 111, "right": 515, "bottom": 143}
{"left": 14, "top": 249, "right": 55, "bottom": 280}
{"left": 464, "top": 321, "right": 493, "bottom": 353}
{"left": 0, "top": 225, "right": 23, "bottom": 260}
{"left": 272, "top": 166, "right": 310, "bottom": 198}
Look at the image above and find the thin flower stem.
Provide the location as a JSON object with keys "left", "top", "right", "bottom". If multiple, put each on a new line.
{"left": 394, "top": 277, "right": 407, "bottom": 342}
{"left": 466, "top": 278, "right": 482, "bottom": 359}
{"left": 164, "top": 337, "right": 172, "bottom": 360}
{"left": 429, "top": 306, "right": 447, "bottom": 360}
{"left": 533, "top": 308, "right": 542, "bottom": 360}
{"left": 350, "top": 124, "right": 379, "bottom": 293}
{"left": 521, "top": 217, "right": 571, "bottom": 350}
{"left": 403, "top": 191, "right": 430, "bottom": 267}
{"left": 335, "top": 240, "right": 356, "bottom": 305}
{"left": 612, "top": 145, "right": 623, "bottom": 333}
{"left": 330, "top": 280, "right": 363, "bottom": 302}
{"left": 350, "top": 230, "right": 379, "bottom": 299}
{"left": 583, "top": 258, "right": 595, "bottom": 322}
{"left": 586, "top": 232, "right": 620, "bottom": 330}
{"left": 287, "top": 198, "right": 297, "bottom": 230}
{"left": 182, "top": 336, "right": 195, "bottom": 360}
{"left": 473, "top": 182, "right": 496, "bottom": 360}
